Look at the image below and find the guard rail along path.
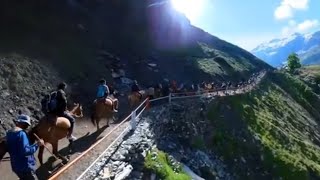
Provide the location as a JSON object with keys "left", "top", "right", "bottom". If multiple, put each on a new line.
{"left": 49, "top": 70, "right": 267, "bottom": 180}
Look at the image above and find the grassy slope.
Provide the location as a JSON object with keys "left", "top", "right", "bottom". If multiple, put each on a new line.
{"left": 299, "top": 65, "right": 320, "bottom": 82}
{"left": 144, "top": 149, "right": 191, "bottom": 180}
{"left": 208, "top": 72, "right": 320, "bottom": 179}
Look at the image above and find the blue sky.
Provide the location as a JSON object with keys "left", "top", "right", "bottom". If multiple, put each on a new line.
{"left": 171, "top": 0, "right": 320, "bottom": 51}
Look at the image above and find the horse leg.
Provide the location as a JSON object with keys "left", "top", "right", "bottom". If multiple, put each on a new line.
{"left": 68, "top": 139, "right": 74, "bottom": 154}
{"left": 106, "top": 117, "right": 110, "bottom": 127}
{"left": 91, "top": 113, "right": 96, "bottom": 127}
{"left": 38, "top": 145, "right": 44, "bottom": 165}
{"left": 96, "top": 118, "right": 100, "bottom": 130}
{"left": 114, "top": 99, "right": 119, "bottom": 110}
{"left": 52, "top": 141, "right": 68, "bottom": 164}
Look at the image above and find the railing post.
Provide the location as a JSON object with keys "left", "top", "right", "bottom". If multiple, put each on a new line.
{"left": 169, "top": 93, "right": 172, "bottom": 103}
{"left": 130, "top": 110, "right": 136, "bottom": 131}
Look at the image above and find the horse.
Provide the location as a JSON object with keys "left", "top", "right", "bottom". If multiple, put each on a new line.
{"left": 91, "top": 95, "right": 118, "bottom": 130}
{"left": 29, "top": 103, "right": 83, "bottom": 165}
{"left": 128, "top": 87, "right": 154, "bottom": 108}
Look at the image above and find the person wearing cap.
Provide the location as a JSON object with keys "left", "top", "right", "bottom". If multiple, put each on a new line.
{"left": 56, "top": 82, "right": 77, "bottom": 141}
{"left": 6, "top": 114, "right": 44, "bottom": 180}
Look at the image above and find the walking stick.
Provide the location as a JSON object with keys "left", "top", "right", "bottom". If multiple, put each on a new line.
{"left": 33, "top": 133, "right": 59, "bottom": 160}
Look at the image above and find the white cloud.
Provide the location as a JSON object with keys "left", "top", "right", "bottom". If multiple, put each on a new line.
{"left": 297, "top": 19, "right": 319, "bottom": 31}
{"left": 283, "top": 0, "right": 309, "bottom": 9}
{"left": 281, "top": 19, "right": 319, "bottom": 36}
{"left": 274, "top": 0, "right": 309, "bottom": 20}
{"left": 275, "top": 4, "right": 293, "bottom": 20}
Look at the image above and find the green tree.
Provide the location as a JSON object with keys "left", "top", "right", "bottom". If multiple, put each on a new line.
{"left": 287, "top": 53, "right": 301, "bottom": 73}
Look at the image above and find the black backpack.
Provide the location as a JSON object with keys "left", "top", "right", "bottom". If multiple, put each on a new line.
{"left": 41, "top": 91, "right": 58, "bottom": 114}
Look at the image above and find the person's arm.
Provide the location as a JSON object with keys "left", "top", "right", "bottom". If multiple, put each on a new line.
{"left": 20, "top": 131, "right": 38, "bottom": 156}
{"left": 59, "top": 91, "right": 68, "bottom": 110}
{"left": 104, "top": 85, "right": 110, "bottom": 95}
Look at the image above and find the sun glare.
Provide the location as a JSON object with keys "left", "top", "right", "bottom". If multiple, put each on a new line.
{"left": 171, "top": 0, "right": 204, "bottom": 21}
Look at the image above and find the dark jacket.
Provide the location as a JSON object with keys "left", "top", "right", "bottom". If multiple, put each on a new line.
{"left": 6, "top": 129, "right": 38, "bottom": 174}
{"left": 131, "top": 83, "right": 140, "bottom": 92}
{"left": 56, "top": 89, "right": 67, "bottom": 114}
{"left": 162, "top": 85, "right": 170, "bottom": 96}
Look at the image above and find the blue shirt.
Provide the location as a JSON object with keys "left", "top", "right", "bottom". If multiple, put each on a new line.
{"left": 97, "top": 84, "right": 109, "bottom": 98}
{"left": 6, "top": 129, "right": 38, "bottom": 173}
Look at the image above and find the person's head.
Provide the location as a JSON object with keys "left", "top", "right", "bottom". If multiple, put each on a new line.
{"left": 58, "top": 82, "right": 67, "bottom": 90}
{"left": 15, "top": 114, "right": 31, "bottom": 130}
{"left": 99, "top": 79, "right": 106, "bottom": 85}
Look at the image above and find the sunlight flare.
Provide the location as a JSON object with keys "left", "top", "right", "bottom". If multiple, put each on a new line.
{"left": 171, "top": 0, "right": 204, "bottom": 21}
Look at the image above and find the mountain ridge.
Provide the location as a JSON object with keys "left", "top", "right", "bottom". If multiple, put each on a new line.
{"left": 252, "top": 31, "right": 320, "bottom": 67}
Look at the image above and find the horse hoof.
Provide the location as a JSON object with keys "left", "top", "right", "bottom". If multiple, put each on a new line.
{"left": 62, "top": 159, "right": 69, "bottom": 164}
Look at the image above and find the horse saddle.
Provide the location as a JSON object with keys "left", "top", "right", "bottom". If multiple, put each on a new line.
{"left": 96, "top": 97, "right": 114, "bottom": 107}
{"left": 44, "top": 115, "right": 71, "bottom": 129}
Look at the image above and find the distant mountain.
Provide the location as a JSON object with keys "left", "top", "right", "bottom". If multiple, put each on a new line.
{"left": 252, "top": 31, "right": 320, "bottom": 67}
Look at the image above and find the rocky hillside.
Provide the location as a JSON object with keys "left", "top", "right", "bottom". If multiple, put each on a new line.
{"left": 0, "top": 0, "right": 270, "bottom": 136}
{"left": 252, "top": 31, "right": 320, "bottom": 67}
{"left": 296, "top": 65, "right": 320, "bottom": 94}
{"left": 0, "top": 0, "right": 269, "bottom": 84}
{"left": 0, "top": 55, "right": 62, "bottom": 136}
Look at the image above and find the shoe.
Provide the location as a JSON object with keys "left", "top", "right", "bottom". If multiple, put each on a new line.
{"left": 68, "top": 135, "right": 77, "bottom": 141}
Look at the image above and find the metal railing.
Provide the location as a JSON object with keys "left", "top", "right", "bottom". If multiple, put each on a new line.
{"left": 48, "top": 98, "right": 149, "bottom": 180}
{"left": 51, "top": 72, "right": 267, "bottom": 179}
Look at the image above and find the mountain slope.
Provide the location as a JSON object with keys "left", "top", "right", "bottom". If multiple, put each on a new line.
{"left": 207, "top": 71, "right": 320, "bottom": 179}
{"left": 252, "top": 31, "right": 320, "bottom": 67}
{"left": 297, "top": 65, "right": 320, "bottom": 94}
{"left": 0, "top": 0, "right": 270, "bottom": 84}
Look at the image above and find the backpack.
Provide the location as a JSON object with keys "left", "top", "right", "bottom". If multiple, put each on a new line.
{"left": 48, "top": 91, "right": 58, "bottom": 112}
{"left": 41, "top": 91, "right": 58, "bottom": 114}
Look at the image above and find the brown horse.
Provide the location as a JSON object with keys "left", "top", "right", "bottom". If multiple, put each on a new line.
{"left": 128, "top": 88, "right": 154, "bottom": 108}
{"left": 91, "top": 96, "right": 118, "bottom": 130}
{"left": 29, "top": 103, "right": 83, "bottom": 165}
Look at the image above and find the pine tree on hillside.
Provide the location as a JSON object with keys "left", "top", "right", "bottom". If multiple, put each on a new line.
{"left": 287, "top": 53, "right": 301, "bottom": 73}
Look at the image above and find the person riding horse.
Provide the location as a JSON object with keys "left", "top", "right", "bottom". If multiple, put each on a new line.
{"left": 55, "top": 82, "right": 77, "bottom": 141}
{"left": 131, "top": 80, "right": 142, "bottom": 99}
{"left": 95, "top": 79, "right": 118, "bottom": 112}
